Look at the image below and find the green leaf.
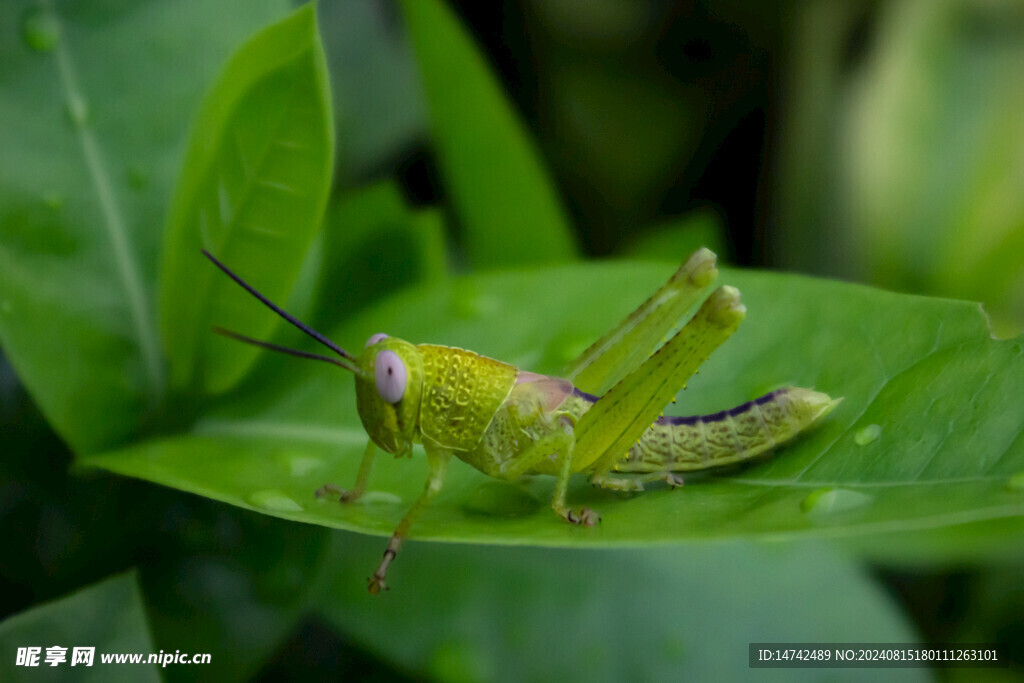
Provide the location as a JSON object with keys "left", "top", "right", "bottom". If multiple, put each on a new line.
{"left": 0, "top": 0, "right": 288, "bottom": 453}
{"left": 309, "top": 535, "right": 923, "bottom": 682}
{"left": 84, "top": 262, "right": 1024, "bottom": 558}
{"left": 159, "top": 3, "right": 334, "bottom": 394}
{"left": 0, "top": 572, "right": 158, "bottom": 682}
{"left": 316, "top": 0, "right": 427, "bottom": 182}
{"left": 308, "top": 181, "right": 447, "bottom": 331}
{"left": 399, "top": 0, "right": 578, "bottom": 267}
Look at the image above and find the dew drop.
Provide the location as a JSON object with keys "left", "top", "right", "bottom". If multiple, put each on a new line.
{"left": 41, "top": 191, "right": 64, "bottom": 209}
{"left": 450, "top": 284, "right": 482, "bottom": 319}
{"left": 450, "top": 282, "right": 498, "bottom": 320}
{"left": 127, "top": 166, "right": 149, "bottom": 191}
{"left": 429, "top": 641, "right": 493, "bottom": 683}
{"left": 20, "top": 5, "right": 59, "bottom": 52}
{"left": 854, "top": 424, "right": 882, "bottom": 446}
{"left": 462, "top": 482, "right": 542, "bottom": 518}
{"left": 291, "top": 458, "right": 321, "bottom": 478}
{"left": 661, "top": 637, "right": 685, "bottom": 661}
{"left": 546, "top": 334, "right": 590, "bottom": 368}
{"left": 276, "top": 451, "right": 322, "bottom": 478}
{"left": 352, "top": 491, "right": 402, "bottom": 506}
{"left": 247, "top": 490, "right": 303, "bottom": 512}
{"left": 800, "top": 487, "right": 873, "bottom": 515}
{"left": 64, "top": 95, "right": 89, "bottom": 127}
{"left": 1007, "top": 472, "right": 1024, "bottom": 492}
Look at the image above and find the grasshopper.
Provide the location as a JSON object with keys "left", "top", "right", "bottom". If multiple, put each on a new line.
{"left": 204, "top": 248, "right": 840, "bottom": 593}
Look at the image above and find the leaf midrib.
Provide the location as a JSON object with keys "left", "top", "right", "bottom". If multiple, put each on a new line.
{"left": 48, "top": 0, "right": 165, "bottom": 400}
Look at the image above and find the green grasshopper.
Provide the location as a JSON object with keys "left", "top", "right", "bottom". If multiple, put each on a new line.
{"left": 204, "top": 248, "right": 840, "bottom": 593}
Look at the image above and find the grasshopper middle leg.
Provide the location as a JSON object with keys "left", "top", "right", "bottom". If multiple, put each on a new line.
{"left": 368, "top": 447, "right": 452, "bottom": 594}
{"left": 497, "top": 413, "right": 599, "bottom": 526}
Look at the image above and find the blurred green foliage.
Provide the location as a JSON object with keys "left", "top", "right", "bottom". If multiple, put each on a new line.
{"left": 775, "top": 0, "right": 1024, "bottom": 337}
{"left": 1, "top": 0, "right": 1022, "bottom": 681}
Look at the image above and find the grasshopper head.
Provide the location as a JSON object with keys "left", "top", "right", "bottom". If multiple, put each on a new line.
{"left": 354, "top": 334, "right": 424, "bottom": 455}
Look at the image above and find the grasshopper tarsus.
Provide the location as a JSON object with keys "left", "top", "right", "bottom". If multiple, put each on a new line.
{"left": 368, "top": 545, "right": 399, "bottom": 595}
{"left": 315, "top": 482, "right": 362, "bottom": 504}
{"left": 565, "top": 507, "right": 601, "bottom": 527}
{"left": 665, "top": 473, "right": 686, "bottom": 488}
{"left": 314, "top": 483, "right": 341, "bottom": 499}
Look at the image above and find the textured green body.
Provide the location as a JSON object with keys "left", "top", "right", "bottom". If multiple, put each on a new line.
{"left": 355, "top": 339, "right": 838, "bottom": 480}
{"left": 613, "top": 387, "right": 837, "bottom": 472}
{"left": 417, "top": 344, "right": 518, "bottom": 451}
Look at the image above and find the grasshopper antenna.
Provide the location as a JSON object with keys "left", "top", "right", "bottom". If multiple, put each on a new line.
{"left": 202, "top": 249, "right": 359, "bottom": 371}
{"left": 213, "top": 326, "right": 355, "bottom": 370}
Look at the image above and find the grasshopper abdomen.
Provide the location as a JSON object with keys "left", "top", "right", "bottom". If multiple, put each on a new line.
{"left": 613, "top": 387, "right": 840, "bottom": 473}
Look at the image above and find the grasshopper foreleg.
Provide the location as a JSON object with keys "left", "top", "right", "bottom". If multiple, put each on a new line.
{"left": 368, "top": 446, "right": 452, "bottom": 594}
{"left": 316, "top": 440, "right": 378, "bottom": 503}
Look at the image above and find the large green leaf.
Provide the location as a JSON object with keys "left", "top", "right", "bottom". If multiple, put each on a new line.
{"left": 85, "top": 262, "right": 1024, "bottom": 558}
{"left": 399, "top": 0, "right": 578, "bottom": 267}
{"left": 159, "top": 3, "right": 334, "bottom": 394}
{"left": 0, "top": 572, "right": 158, "bottom": 682}
{"left": 0, "top": 0, "right": 288, "bottom": 453}
{"left": 309, "top": 534, "right": 922, "bottom": 682}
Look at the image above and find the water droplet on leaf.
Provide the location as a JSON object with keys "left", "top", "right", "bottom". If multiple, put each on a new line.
{"left": 661, "top": 637, "right": 685, "bottom": 661}
{"left": 20, "top": 5, "right": 59, "bottom": 52}
{"left": 41, "top": 191, "right": 64, "bottom": 209}
{"left": 451, "top": 284, "right": 482, "bottom": 319}
{"left": 127, "top": 166, "right": 149, "bottom": 191}
{"left": 429, "top": 640, "right": 494, "bottom": 683}
{"left": 351, "top": 491, "right": 402, "bottom": 506}
{"left": 275, "top": 451, "right": 322, "bottom": 478}
{"left": 545, "top": 334, "right": 590, "bottom": 368}
{"left": 854, "top": 424, "right": 882, "bottom": 446}
{"left": 64, "top": 95, "right": 89, "bottom": 126}
{"left": 800, "top": 487, "right": 873, "bottom": 515}
{"left": 247, "top": 490, "right": 303, "bottom": 512}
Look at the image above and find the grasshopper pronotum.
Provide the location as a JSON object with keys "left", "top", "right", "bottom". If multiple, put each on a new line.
{"left": 204, "top": 248, "right": 840, "bottom": 593}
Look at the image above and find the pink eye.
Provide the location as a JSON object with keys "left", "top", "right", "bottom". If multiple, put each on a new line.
{"left": 374, "top": 350, "right": 406, "bottom": 403}
{"left": 365, "top": 332, "right": 389, "bottom": 348}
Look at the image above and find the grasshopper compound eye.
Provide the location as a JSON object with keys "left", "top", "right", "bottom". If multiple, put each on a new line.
{"left": 374, "top": 350, "right": 406, "bottom": 403}
{"left": 365, "top": 332, "right": 389, "bottom": 348}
